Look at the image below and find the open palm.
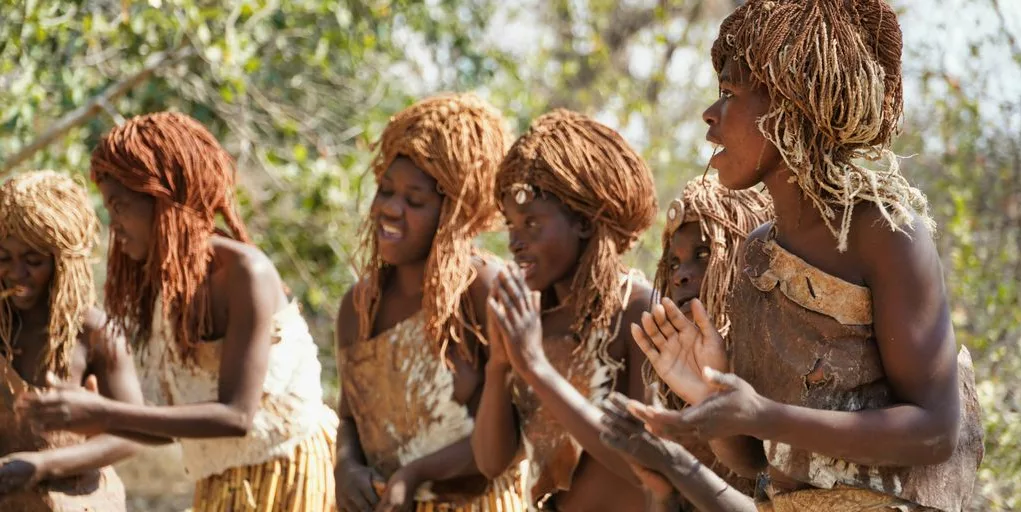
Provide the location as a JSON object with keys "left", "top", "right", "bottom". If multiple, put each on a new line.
{"left": 630, "top": 298, "right": 727, "bottom": 405}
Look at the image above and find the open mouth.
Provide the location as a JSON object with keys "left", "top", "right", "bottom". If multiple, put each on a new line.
{"left": 378, "top": 221, "right": 403, "bottom": 241}
{"left": 514, "top": 259, "right": 537, "bottom": 278}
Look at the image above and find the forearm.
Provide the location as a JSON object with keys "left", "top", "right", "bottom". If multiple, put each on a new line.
{"left": 471, "top": 364, "right": 520, "bottom": 478}
{"left": 407, "top": 436, "right": 479, "bottom": 483}
{"left": 36, "top": 435, "right": 140, "bottom": 481}
{"left": 108, "top": 430, "right": 175, "bottom": 445}
{"left": 708, "top": 436, "right": 766, "bottom": 478}
{"left": 102, "top": 400, "right": 253, "bottom": 439}
{"left": 664, "top": 451, "right": 755, "bottom": 512}
{"left": 335, "top": 415, "right": 368, "bottom": 468}
{"left": 520, "top": 362, "right": 638, "bottom": 484}
{"left": 757, "top": 401, "right": 956, "bottom": 466}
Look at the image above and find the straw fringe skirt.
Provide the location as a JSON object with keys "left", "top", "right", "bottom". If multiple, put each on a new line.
{"left": 191, "top": 421, "right": 336, "bottom": 512}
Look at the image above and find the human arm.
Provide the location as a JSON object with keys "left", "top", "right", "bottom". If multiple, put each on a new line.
{"left": 334, "top": 288, "right": 385, "bottom": 512}
{"left": 491, "top": 266, "right": 647, "bottom": 484}
{"left": 632, "top": 217, "right": 961, "bottom": 466}
{"left": 21, "top": 256, "right": 284, "bottom": 439}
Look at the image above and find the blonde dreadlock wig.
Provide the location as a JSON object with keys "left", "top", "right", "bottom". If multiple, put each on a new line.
{"left": 355, "top": 93, "right": 511, "bottom": 362}
{"left": 653, "top": 174, "right": 773, "bottom": 337}
{"left": 712, "top": 0, "right": 931, "bottom": 251}
{"left": 496, "top": 109, "right": 657, "bottom": 366}
{"left": 0, "top": 171, "right": 99, "bottom": 379}
{"left": 90, "top": 112, "right": 251, "bottom": 357}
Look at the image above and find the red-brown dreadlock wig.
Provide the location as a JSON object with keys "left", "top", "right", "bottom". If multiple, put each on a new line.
{"left": 355, "top": 93, "right": 511, "bottom": 363}
{"left": 90, "top": 112, "right": 251, "bottom": 357}
{"left": 495, "top": 109, "right": 657, "bottom": 369}
{"left": 0, "top": 171, "right": 99, "bottom": 379}
{"left": 712, "top": 0, "right": 931, "bottom": 251}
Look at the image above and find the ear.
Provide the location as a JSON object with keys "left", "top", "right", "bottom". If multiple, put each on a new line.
{"left": 573, "top": 216, "right": 594, "bottom": 239}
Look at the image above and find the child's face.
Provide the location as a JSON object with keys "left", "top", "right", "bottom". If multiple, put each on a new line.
{"left": 369, "top": 157, "right": 444, "bottom": 266}
{"left": 502, "top": 193, "right": 588, "bottom": 292}
{"left": 665, "top": 222, "right": 709, "bottom": 314}
{"left": 702, "top": 59, "right": 782, "bottom": 190}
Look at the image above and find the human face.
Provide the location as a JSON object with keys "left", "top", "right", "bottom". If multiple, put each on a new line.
{"left": 502, "top": 192, "right": 589, "bottom": 292}
{"left": 97, "top": 178, "right": 155, "bottom": 262}
{"left": 370, "top": 157, "right": 443, "bottom": 267}
{"left": 702, "top": 59, "right": 782, "bottom": 190}
{"left": 664, "top": 222, "right": 710, "bottom": 314}
{"left": 0, "top": 237, "right": 54, "bottom": 311}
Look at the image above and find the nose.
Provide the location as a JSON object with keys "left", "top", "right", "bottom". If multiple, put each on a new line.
{"left": 378, "top": 195, "right": 403, "bottom": 219}
{"left": 671, "top": 264, "right": 695, "bottom": 288}
{"left": 10, "top": 262, "right": 29, "bottom": 281}
{"left": 702, "top": 97, "right": 721, "bottom": 126}
{"left": 508, "top": 230, "right": 525, "bottom": 254}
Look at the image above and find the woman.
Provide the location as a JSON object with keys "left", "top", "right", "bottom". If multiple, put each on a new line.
{"left": 475, "top": 109, "right": 657, "bottom": 511}
{"left": 1, "top": 170, "right": 141, "bottom": 511}
{"left": 21, "top": 113, "right": 339, "bottom": 511}
{"left": 334, "top": 92, "right": 526, "bottom": 512}
{"left": 602, "top": 1, "right": 984, "bottom": 511}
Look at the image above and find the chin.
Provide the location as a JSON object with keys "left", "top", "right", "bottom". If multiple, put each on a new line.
{"left": 10, "top": 297, "right": 41, "bottom": 311}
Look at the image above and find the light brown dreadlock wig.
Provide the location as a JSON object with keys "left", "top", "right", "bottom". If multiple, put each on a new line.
{"left": 712, "top": 0, "right": 931, "bottom": 251}
{"left": 355, "top": 93, "right": 511, "bottom": 363}
{"left": 496, "top": 109, "right": 657, "bottom": 369}
{"left": 653, "top": 174, "right": 773, "bottom": 337}
{"left": 90, "top": 112, "right": 251, "bottom": 357}
{"left": 647, "top": 174, "right": 772, "bottom": 408}
{"left": 0, "top": 171, "right": 99, "bottom": 380}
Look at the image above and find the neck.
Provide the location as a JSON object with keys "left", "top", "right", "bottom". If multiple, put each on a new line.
{"left": 760, "top": 166, "right": 824, "bottom": 238}
{"left": 389, "top": 260, "right": 427, "bottom": 298}
{"left": 15, "top": 301, "right": 50, "bottom": 330}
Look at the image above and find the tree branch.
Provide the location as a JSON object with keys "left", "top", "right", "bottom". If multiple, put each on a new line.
{"left": 0, "top": 46, "right": 194, "bottom": 175}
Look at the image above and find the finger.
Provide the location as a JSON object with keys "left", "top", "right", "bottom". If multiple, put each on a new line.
{"left": 493, "top": 279, "right": 523, "bottom": 325}
{"left": 489, "top": 301, "right": 515, "bottom": 341}
{"left": 503, "top": 263, "right": 531, "bottom": 316}
{"left": 530, "top": 290, "right": 541, "bottom": 313}
{"left": 639, "top": 312, "right": 671, "bottom": 353}
{"left": 702, "top": 367, "right": 742, "bottom": 391}
{"left": 344, "top": 490, "right": 370, "bottom": 512}
{"left": 601, "top": 393, "right": 643, "bottom": 427}
{"left": 84, "top": 374, "right": 99, "bottom": 393}
{"left": 649, "top": 303, "right": 678, "bottom": 338}
{"left": 44, "top": 371, "right": 63, "bottom": 389}
{"left": 598, "top": 428, "right": 633, "bottom": 455}
{"left": 629, "top": 323, "right": 660, "bottom": 360}
{"left": 660, "top": 297, "right": 698, "bottom": 338}
{"left": 689, "top": 299, "right": 721, "bottom": 342}
{"left": 601, "top": 403, "right": 645, "bottom": 438}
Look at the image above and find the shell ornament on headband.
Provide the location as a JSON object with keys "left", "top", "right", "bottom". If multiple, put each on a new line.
{"left": 509, "top": 182, "right": 537, "bottom": 205}
{"left": 666, "top": 198, "right": 686, "bottom": 234}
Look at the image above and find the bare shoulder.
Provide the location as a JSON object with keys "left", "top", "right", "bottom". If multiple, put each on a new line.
{"left": 227, "top": 242, "right": 284, "bottom": 287}
{"left": 81, "top": 306, "right": 130, "bottom": 365}
{"left": 849, "top": 207, "right": 939, "bottom": 278}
